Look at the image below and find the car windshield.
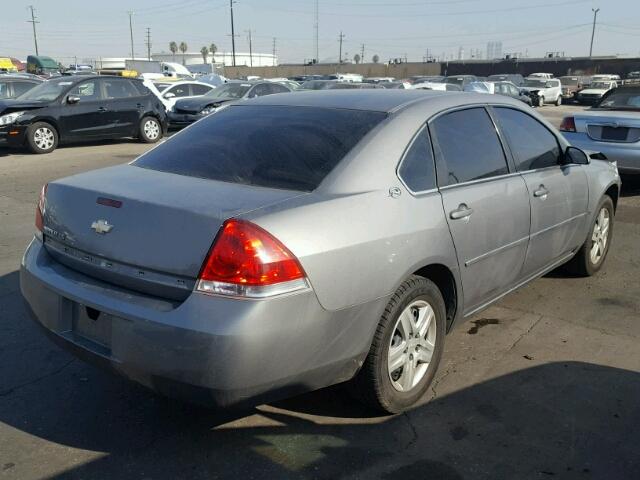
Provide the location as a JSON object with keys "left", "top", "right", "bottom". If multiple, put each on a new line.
{"left": 595, "top": 90, "right": 640, "bottom": 110}
{"left": 590, "top": 82, "right": 612, "bottom": 89}
{"left": 203, "top": 83, "right": 251, "bottom": 99}
{"left": 16, "top": 78, "right": 74, "bottom": 101}
{"left": 523, "top": 79, "right": 547, "bottom": 88}
{"left": 134, "top": 105, "right": 387, "bottom": 192}
{"left": 560, "top": 77, "right": 579, "bottom": 85}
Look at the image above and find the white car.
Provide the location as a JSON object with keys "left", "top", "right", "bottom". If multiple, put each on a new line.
{"left": 411, "top": 82, "right": 461, "bottom": 91}
{"left": 521, "top": 77, "right": 563, "bottom": 106}
{"left": 152, "top": 81, "right": 215, "bottom": 111}
{"left": 528, "top": 72, "right": 554, "bottom": 79}
{"left": 576, "top": 81, "right": 618, "bottom": 105}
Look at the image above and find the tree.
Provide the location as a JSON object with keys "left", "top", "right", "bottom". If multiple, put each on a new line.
{"left": 179, "top": 41, "right": 188, "bottom": 65}
{"left": 209, "top": 43, "right": 218, "bottom": 63}
{"left": 353, "top": 53, "right": 361, "bottom": 64}
{"left": 169, "top": 41, "right": 178, "bottom": 62}
{"left": 372, "top": 54, "right": 380, "bottom": 64}
{"left": 200, "top": 46, "right": 209, "bottom": 64}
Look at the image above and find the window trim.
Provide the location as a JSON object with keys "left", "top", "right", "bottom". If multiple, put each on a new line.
{"left": 489, "top": 105, "right": 564, "bottom": 173}
{"left": 395, "top": 124, "right": 438, "bottom": 196}
{"left": 428, "top": 105, "right": 513, "bottom": 189}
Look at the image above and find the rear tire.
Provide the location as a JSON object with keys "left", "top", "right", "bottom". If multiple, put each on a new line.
{"left": 538, "top": 96, "right": 545, "bottom": 107}
{"left": 350, "top": 275, "right": 446, "bottom": 413}
{"left": 555, "top": 96, "right": 562, "bottom": 106}
{"left": 565, "top": 196, "right": 614, "bottom": 276}
{"left": 139, "top": 116, "right": 162, "bottom": 143}
{"left": 26, "top": 122, "right": 58, "bottom": 154}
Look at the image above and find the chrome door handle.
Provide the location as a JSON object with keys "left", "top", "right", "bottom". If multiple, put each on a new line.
{"left": 533, "top": 185, "right": 549, "bottom": 198}
{"left": 97, "top": 106, "right": 108, "bottom": 112}
{"left": 449, "top": 203, "right": 474, "bottom": 220}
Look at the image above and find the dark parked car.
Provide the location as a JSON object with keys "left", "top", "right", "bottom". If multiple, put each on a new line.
{"left": 299, "top": 79, "right": 338, "bottom": 90}
{"left": 0, "top": 75, "right": 166, "bottom": 154}
{"left": 168, "top": 81, "right": 291, "bottom": 128}
{"left": 0, "top": 74, "right": 43, "bottom": 100}
{"left": 328, "top": 82, "right": 384, "bottom": 89}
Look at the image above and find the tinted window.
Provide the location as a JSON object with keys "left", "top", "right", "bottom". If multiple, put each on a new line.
{"left": 132, "top": 80, "right": 151, "bottom": 96}
{"left": 432, "top": 108, "right": 508, "bottom": 186}
{"left": 493, "top": 107, "right": 560, "bottom": 171}
{"left": 168, "top": 85, "right": 190, "bottom": 97}
{"left": 398, "top": 128, "right": 436, "bottom": 192}
{"left": 191, "top": 84, "right": 212, "bottom": 95}
{"left": 104, "top": 79, "right": 139, "bottom": 99}
{"left": 0, "top": 82, "right": 10, "bottom": 99}
{"left": 12, "top": 81, "right": 37, "bottom": 97}
{"left": 269, "top": 83, "right": 290, "bottom": 94}
{"left": 249, "top": 84, "right": 270, "bottom": 98}
{"left": 134, "top": 105, "right": 387, "bottom": 192}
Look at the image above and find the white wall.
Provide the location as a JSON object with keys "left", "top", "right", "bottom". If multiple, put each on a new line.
{"left": 152, "top": 52, "right": 277, "bottom": 67}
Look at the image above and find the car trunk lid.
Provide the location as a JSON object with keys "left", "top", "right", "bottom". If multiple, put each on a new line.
{"left": 575, "top": 111, "right": 640, "bottom": 143}
{"left": 43, "top": 164, "right": 303, "bottom": 300}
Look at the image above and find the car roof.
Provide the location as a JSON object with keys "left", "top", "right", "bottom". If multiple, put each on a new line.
{"left": 0, "top": 75, "right": 42, "bottom": 82}
{"left": 241, "top": 89, "right": 492, "bottom": 113}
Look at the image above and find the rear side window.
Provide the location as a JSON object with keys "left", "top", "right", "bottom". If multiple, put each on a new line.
{"left": 398, "top": 128, "right": 436, "bottom": 192}
{"left": 104, "top": 79, "right": 139, "bottom": 99}
{"left": 493, "top": 107, "right": 560, "bottom": 171}
{"left": 134, "top": 105, "right": 387, "bottom": 192}
{"left": 431, "top": 108, "right": 508, "bottom": 186}
{"left": 191, "top": 84, "right": 212, "bottom": 95}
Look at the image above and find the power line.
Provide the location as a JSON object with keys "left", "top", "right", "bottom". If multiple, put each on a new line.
{"left": 27, "top": 5, "right": 39, "bottom": 55}
{"left": 590, "top": 7, "right": 600, "bottom": 57}
{"left": 127, "top": 11, "right": 135, "bottom": 60}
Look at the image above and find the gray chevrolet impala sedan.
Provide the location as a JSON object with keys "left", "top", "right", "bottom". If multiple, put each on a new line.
{"left": 21, "top": 90, "right": 621, "bottom": 412}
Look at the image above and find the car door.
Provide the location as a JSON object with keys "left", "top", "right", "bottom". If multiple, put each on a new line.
{"left": 431, "top": 107, "right": 531, "bottom": 314}
{"left": 102, "top": 78, "right": 141, "bottom": 137}
{"left": 492, "top": 106, "right": 589, "bottom": 277}
{"left": 58, "top": 79, "right": 110, "bottom": 139}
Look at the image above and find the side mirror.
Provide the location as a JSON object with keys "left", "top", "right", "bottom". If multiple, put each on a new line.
{"left": 163, "top": 92, "right": 176, "bottom": 99}
{"left": 564, "top": 146, "right": 590, "bottom": 165}
{"left": 67, "top": 95, "right": 80, "bottom": 104}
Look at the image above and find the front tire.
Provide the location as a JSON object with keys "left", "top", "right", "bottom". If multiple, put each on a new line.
{"left": 139, "top": 116, "right": 162, "bottom": 143}
{"left": 555, "top": 95, "right": 562, "bottom": 106}
{"left": 26, "top": 122, "right": 58, "bottom": 154}
{"left": 351, "top": 275, "right": 446, "bottom": 413}
{"left": 538, "top": 96, "right": 545, "bottom": 107}
{"left": 565, "top": 196, "right": 614, "bottom": 276}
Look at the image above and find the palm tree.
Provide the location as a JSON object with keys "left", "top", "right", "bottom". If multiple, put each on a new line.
{"left": 209, "top": 43, "right": 218, "bottom": 63}
{"left": 353, "top": 53, "right": 361, "bottom": 64}
{"left": 179, "top": 41, "right": 188, "bottom": 65}
{"left": 372, "top": 54, "right": 380, "bottom": 64}
{"left": 200, "top": 46, "right": 209, "bottom": 64}
{"left": 169, "top": 41, "right": 178, "bottom": 62}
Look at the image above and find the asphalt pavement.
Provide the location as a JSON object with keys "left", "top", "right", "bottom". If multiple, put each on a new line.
{"left": 1, "top": 108, "right": 639, "bottom": 479}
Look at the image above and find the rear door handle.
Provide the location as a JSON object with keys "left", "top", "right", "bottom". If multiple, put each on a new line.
{"left": 449, "top": 203, "right": 474, "bottom": 220}
{"left": 136, "top": 103, "right": 144, "bottom": 109}
{"left": 533, "top": 185, "right": 549, "bottom": 198}
{"left": 97, "top": 106, "right": 108, "bottom": 113}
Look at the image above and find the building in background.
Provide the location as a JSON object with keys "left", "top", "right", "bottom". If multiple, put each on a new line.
{"left": 152, "top": 51, "right": 277, "bottom": 67}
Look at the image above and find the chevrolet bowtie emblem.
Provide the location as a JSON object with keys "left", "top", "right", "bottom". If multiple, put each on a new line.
{"left": 91, "top": 219, "right": 113, "bottom": 234}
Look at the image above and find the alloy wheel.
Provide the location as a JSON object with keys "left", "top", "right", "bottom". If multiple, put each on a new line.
{"left": 144, "top": 119, "right": 160, "bottom": 140}
{"left": 33, "top": 127, "right": 55, "bottom": 150}
{"left": 590, "top": 207, "right": 610, "bottom": 265}
{"left": 388, "top": 300, "right": 437, "bottom": 392}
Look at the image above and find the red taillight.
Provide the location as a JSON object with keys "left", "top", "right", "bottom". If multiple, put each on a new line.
{"left": 559, "top": 116, "right": 576, "bottom": 132}
{"left": 197, "top": 219, "right": 308, "bottom": 298}
{"left": 35, "top": 184, "right": 48, "bottom": 233}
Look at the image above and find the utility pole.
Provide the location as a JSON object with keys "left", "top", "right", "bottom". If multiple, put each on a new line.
{"left": 589, "top": 7, "right": 600, "bottom": 57}
{"left": 314, "top": 0, "right": 319, "bottom": 63}
{"left": 145, "top": 28, "right": 152, "bottom": 61}
{"left": 272, "top": 37, "right": 277, "bottom": 66}
{"left": 245, "top": 29, "right": 253, "bottom": 67}
{"left": 338, "top": 31, "right": 345, "bottom": 64}
{"left": 360, "top": 44, "right": 365, "bottom": 63}
{"left": 230, "top": 0, "right": 236, "bottom": 66}
{"left": 127, "top": 11, "right": 134, "bottom": 60}
{"left": 27, "top": 5, "right": 39, "bottom": 55}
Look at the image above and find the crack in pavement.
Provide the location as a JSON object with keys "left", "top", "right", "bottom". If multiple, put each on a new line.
{"left": 0, "top": 359, "right": 75, "bottom": 397}
{"left": 402, "top": 412, "right": 419, "bottom": 449}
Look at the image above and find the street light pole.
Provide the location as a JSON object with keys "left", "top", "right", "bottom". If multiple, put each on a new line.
{"left": 27, "top": 5, "right": 39, "bottom": 55}
{"left": 127, "top": 11, "right": 135, "bottom": 60}
{"left": 589, "top": 8, "right": 600, "bottom": 57}
{"left": 230, "top": 0, "right": 236, "bottom": 66}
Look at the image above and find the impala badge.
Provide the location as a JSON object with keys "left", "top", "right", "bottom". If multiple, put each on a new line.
{"left": 91, "top": 219, "right": 113, "bottom": 234}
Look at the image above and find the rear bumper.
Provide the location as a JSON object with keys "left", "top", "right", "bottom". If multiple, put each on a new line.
{"left": 563, "top": 132, "right": 640, "bottom": 173}
{"left": 20, "top": 238, "right": 380, "bottom": 407}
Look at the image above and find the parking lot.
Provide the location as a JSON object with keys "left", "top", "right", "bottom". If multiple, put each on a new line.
{"left": 1, "top": 104, "right": 639, "bottom": 479}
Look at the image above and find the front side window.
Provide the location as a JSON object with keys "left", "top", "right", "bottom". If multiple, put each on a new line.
{"left": 493, "top": 107, "right": 560, "bottom": 171}
{"left": 168, "top": 85, "right": 190, "bottom": 97}
{"left": 431, "top": 107, "right": 508, "bottom": 186}
{"left": 69, "top": 80, "right": 102, "bottom": 101}
{"left": 398, "top": 128, "right": 436, "bottom": 192}
{"left": 191, "top": 84, "right": 212, "bottom": 95}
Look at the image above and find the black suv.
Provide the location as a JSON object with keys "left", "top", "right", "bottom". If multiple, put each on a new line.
{"left": 0, "top": 75, "right": 167, "bottom": 153}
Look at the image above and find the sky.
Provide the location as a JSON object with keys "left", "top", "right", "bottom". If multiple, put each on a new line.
{"left": 3, "top": 0, "right": 640, "bottom": 65}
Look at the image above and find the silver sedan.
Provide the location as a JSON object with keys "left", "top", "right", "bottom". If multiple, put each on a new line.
{"left": 21, "top": 90, "right": 620, "bottom": 412}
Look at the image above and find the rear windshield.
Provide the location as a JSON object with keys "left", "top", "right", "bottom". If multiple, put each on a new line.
{"left": 134, "top": 105, "right": 387, "bottom": 192}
